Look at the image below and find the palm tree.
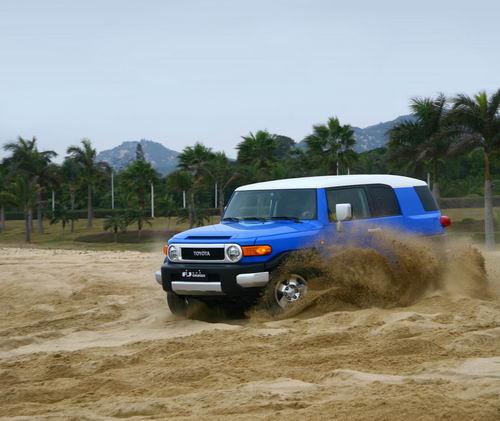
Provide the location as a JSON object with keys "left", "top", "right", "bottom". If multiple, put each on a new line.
{"left": 305, "top": 117, "right": 356, "bottom": 175}
{"left": 450, "top": 89, "right": 500, "bottom": 248}
{"left": 120, "top": 158, "right": 158, "bottom": 239}
{"left": 178, "top": 142, "right": 213, "bottom": 175}
{"left": 157, "top": 194, "right": 178, "bottom": 230}
{"left": 125, "top": 208, "right": 152, "bottom": 240}
{"left": 103, "top": 211, "right": 127, "bottom": 243}
{"left": 33, "top": 157, "right": 58, "bottom": 234}
{"left": 66, "top": 139, "right": 109, "bottom": 228}
{"left": 177, "top": 143, "right": 214, "bottom": 226}
{"left": 60, "top": 158, "right": 80, "bottom": 233}
{"left": 273, "top": 135, "right": 296, "bottom": 160}
{"left": 0, "top": 163, "right": 9, "bottom": 232}
{"left": 8, "top": 176, "right": 37, "bottom": 242}
{"left": 3, "top": 137, "right": 56, "bottom": 236}
{"left": 388, "top": 94, "right": 450, "bottom": 200}
{"left": 50, "top": 204, "right": 78, "bottom": 238}
{"left": 237, "top": 131, "right": 277, "bottom": 169}
{"left": 167, "top": 170, "right": 196, "bottom": 227}
{"left": 204, "top": 152, "right": 239, "bottom": 216}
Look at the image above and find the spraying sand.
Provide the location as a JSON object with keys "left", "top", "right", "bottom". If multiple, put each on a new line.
{"left": 0, "top": 245, "right": 499, "bottom": 420}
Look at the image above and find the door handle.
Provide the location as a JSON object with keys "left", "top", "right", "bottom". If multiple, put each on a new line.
{"left": 367, "top": 227, "right": 382, "bottom": 233}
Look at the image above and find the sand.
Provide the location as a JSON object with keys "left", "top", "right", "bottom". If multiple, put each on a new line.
{"left": 0, "top": 246, "right": 499, "bottom": 420}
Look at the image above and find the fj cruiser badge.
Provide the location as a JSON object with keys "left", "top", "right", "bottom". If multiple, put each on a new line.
{"left": 181, "top": 270, "right": 207, "bottom": 278}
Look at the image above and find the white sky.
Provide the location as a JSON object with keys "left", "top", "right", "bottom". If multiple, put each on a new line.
{"left": 0, "top": 0, "right": 498, "bottom": 160}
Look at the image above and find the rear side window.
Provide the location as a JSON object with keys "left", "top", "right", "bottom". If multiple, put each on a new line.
{"left": 367, "top": 185, "right": 401, "bottom": 217}
{"left": 414, "top": 185, "right": 439, "bottom": 211}
{"left": 326, "top": 187, "right": 370, "bottom": 221}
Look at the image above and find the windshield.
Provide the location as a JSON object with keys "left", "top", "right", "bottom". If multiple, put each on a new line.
{"left": 223, "top": 189, "right": 317, "bottom": 221}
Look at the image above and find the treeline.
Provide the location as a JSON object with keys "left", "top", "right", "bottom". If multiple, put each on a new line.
{"left": 0, "top": 89, "right": 499, "bottom": 246}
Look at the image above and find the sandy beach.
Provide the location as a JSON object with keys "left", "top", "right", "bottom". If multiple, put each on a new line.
{"left": 1, "top": 247, "right": 499, "bottom": 420}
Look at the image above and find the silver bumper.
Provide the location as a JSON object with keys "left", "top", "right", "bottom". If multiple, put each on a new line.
{"left": 236, "top": 271, "right": 269, "bottom": 287}
{"left": 154, "top": 271, "right": 270, "bottom": 295}
{"left": 172, "top": 281, "right": 223, "bottom": 295}
{"left": 155, "top": 271, "right": 162, "bottom": 285}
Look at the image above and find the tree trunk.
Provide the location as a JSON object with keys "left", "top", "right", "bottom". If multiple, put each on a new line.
{"left": 114, "top": 228, "right": 118, "bottom": 243}
{"left": 36, "top": 188, "right": 44, "bottom": 234}
{"left": 87, "top": 184, "right": 93, "bottom": 228}
{"left": 28, "top": 208, "right": 33, "bottom": 238}
{"left": 330, "top": 161, "right": 337, "bottom": 176}
{"left": 188, "top": 191, "right": 196, "bottom": 228}
{"left": 431, "top": 160, "right": 440, "bottom": 204}
{"left": 219, "top": 188, "right": 225, "bottom": 217}
{"left": 25, "top": 208, "right": 32, "bottom": 243}
{"left": 137, "top": 206, "right": 143, "bottom": 240}
{"left": 24, "top": 213, "right": 29, "bottom": 242}
{"left": 0, "top": 205, "right": 5, "bottom": 232}
{"left": 483, "top": 151, "right": 495, "bottom": 249}
{"left": 432, "top": 182, "right": 440, "bottom": 203}
{"left": 70, "top": 188, "right": 75, "bottom": 233}
{"left": 29, "top": 208, "right": 34, "bottom": 232}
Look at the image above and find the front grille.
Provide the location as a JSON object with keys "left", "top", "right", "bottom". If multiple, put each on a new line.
{"left": 181, "top": 247, "right": 225, "bottom": 261}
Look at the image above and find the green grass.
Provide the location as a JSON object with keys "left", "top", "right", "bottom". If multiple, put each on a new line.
{"left": 0, "top": 216, "right": 220, "bottom": 252}
{"left": 442, "top": 207, "right": 486, "bottom": 221}
{"left": 0, "top": 208, "right": 498, "bottom": 251}
{"left": 441, "top": 207, "right": 500, "bottom": 244}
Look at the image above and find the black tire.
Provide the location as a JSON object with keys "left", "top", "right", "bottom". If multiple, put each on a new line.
{"left": 166, "top": 292, "right": 188, "bottom": 317}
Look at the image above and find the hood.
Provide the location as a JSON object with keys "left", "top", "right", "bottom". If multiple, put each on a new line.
{"left": 171, "top": 220, "right": 321, "bottom": 242}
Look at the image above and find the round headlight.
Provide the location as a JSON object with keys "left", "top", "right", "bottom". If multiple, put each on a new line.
{"left": 168, "top": 245, "right": 179, "bottom": 261}
{"left": 226, "top": 245, "right": 242, "bottom": 262}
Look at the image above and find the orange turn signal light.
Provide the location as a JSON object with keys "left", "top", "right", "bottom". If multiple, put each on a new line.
{"left": 242, "top": 245, "right": 272, "bottom": 257}
{"left": 162, "top": 244, "right": 169, "bottom": 255}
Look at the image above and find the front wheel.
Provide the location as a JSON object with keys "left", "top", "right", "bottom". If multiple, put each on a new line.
{"left": 166, "top": 292, "right": 188, "bottom": 317}
{"left": 262, "top": 272, "right": 309, "bottom": 315}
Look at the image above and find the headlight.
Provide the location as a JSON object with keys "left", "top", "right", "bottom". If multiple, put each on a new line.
{"left": 168, "top": 245, "right": 179, "bottom": 261}
{"left": 226, "top": 245, "right": 242, "bottom": 262}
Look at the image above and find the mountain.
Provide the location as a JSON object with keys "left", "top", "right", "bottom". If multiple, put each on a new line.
{"left": 353, "top": 115, "right": 414, "bottom": 152}
{"left": 297, "top": 115, "right": 414, "bottom": 152}
{"left": 96, "top": 139, "right": 179, "bottom": 175}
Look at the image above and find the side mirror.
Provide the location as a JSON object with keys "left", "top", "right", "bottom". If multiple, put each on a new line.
{"left": 336, "top": 203, "right": 352, "bottom": 222}
{"left": 335, "top": 203, "right": 352, "bottom": 232}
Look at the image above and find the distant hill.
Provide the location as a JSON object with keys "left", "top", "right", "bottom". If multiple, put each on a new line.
{"left": 96, "top": 139, "right": 179, "bottom": 175}
{"left": 353, "top": 115, "right": 414, "bottom": 152}
{"left": 96, "top": 116, "right": 414, "bottom": 174}
{"left": 297, "top": 115, "right": 414, "bottom": 152}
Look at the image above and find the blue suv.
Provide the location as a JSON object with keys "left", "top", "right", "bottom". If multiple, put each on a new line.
{"left": 155, "top": 175, "right": 450, "bottom": 315}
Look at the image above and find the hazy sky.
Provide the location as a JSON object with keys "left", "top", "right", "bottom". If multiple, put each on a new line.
{"left": 1, "top": 0, "right": 498, "bottom": 160}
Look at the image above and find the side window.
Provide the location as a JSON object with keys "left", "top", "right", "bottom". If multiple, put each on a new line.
{"left": 326, "top": 187, "right": 370, "bottom": 221}
{"left": 414, "top": 185, "right": 439, "bottom": 211}
{"left": 367, "top": 185, "right": 401, "bottom": 217}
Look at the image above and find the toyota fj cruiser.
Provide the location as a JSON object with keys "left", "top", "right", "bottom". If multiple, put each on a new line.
{"left": 155, "top": 175, "right": 450, "bottom": 315}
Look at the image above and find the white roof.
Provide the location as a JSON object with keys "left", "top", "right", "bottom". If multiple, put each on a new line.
{"left": 236, "top": 175, "right": 427, "bottom": 191}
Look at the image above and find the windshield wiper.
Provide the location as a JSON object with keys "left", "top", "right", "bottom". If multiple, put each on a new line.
{"left": 241, "top": 217, "right": 268, "bottom": 222}
{"left": 222, "top": 217, "right": 241, "bottom": 222}
{"left": 271, "top": 216, "right": 302, "bottom": 223}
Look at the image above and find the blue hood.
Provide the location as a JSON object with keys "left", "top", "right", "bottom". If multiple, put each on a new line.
{"left": 171, "top": 220, "right": 321, "bottom": 243}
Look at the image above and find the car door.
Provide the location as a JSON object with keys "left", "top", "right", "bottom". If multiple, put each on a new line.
{"left": 365, "top": 184, "right": 404, "bottom": 233}
{"left": 324, "top": 186, "right": 372, "bottom": 248}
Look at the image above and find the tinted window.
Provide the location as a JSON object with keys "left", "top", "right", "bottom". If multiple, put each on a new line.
{"left": 224, "top": 189, "right": 317, "bottom": 220}
{"left": 367, "top": 185, "right": 401, "bottom": 217}
{"left": 327, "top": 187, "right": 370, "bottom": 221}
{"left": 414, "top": 185, "right": 439, "bottom": 211}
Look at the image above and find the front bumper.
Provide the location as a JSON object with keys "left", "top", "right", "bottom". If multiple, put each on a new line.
{"left": 156, "top": 253, "right": 287, "bottom": 299}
